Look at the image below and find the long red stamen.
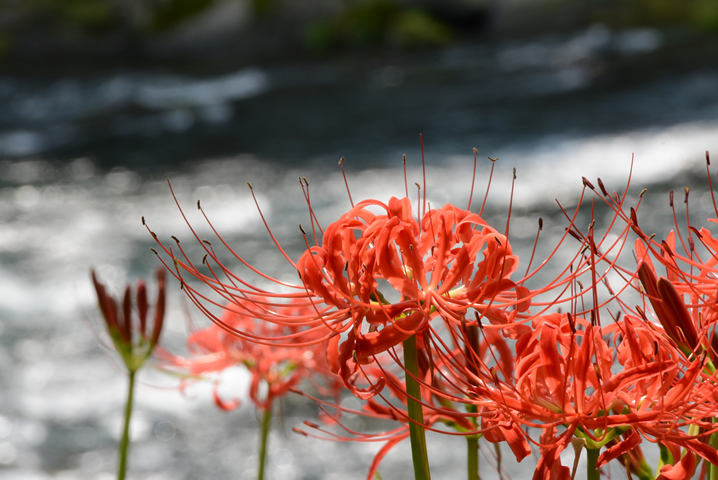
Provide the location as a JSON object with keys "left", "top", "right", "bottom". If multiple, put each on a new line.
{"left": 479, "top": 157, "right": 498, "bottom": 217}
{"left": 339, "top": 157, "right": 354, "bottom": 208}
{"left": 468, "top": 148, "right": 478, "bottom": 210}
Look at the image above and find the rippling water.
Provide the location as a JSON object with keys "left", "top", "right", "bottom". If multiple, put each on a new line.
{"left": 1, "top": 23, "right": 718, "bottom": 479}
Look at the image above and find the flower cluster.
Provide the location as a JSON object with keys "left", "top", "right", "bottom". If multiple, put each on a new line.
{"left": 144, "top": 150, "right": 718, "bottom": 480}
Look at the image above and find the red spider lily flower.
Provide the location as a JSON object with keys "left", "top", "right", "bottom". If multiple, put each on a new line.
{"left": 91, "top": 267, "right": 166, "bottom": 372}
{"left": 553, "top": 157, "right": 718, "bottom": 479}
{"left": 296, "top": 198, "right": 532, "bottom": 395}
{"left": 490, "top": 309, "right": 718, "bottom": 480}
{"left": 160, "top": 297, "right": 342, "bottom": 411}
{"left": 144, "top": 148, "right": 544, "bottom": 405}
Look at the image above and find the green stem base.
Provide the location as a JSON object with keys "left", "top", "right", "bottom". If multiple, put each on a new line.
{"left": 118, "top": 370, "right": 136, "bottom": 480}
{"left": 258, "top": 405, "right": 272, "bottom": 480}
{"left": 403, "top": 335, "right": 431, "bottom": 480}
{"left": 467, "top": 436, "right": 479, "bottom": 480}
{"left": 586, "top": 448, "right": 600, "bottom": 480}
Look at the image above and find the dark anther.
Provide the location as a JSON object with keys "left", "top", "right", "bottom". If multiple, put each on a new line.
{"left": 474, "top": 311, "right": 484, "bottom": 329}
{"left": 171, "top": 236, "right": 180, "bottom": 244}
{"left": 566, "top": 227, "right": 583, "bottom": 242}
{"left": 597, "top": 178, "right": 609, "bottom": 196}
{"left": 582, "top": 177, "right": 595, "bottom": 190}
{"left": 141, "top": 216, "right": 145, "bottom": 225}
{"left": 538, "top": 218, "right": 543, "bottom": 230}
{"left": 567, "top": 312, "right": 576, "bottom": 334}
{"left": 669, "top": 190, "right": 674, "bottom": 207}
{"left": 197, "top": 200, "right": 201, "bottom": 210}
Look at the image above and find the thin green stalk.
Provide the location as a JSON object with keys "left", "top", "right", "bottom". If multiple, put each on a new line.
{"left": 403, "top": 334, "right": 431, "bottom": 480}
{"left": 586, "top": 448, "right": 600, "bottom": 480}
{"left": 467, "top": 436, "right": 479, "bottom": 480}
{"left": 118, "top": 370, "right": 136, "bottom": 480}
{"left": 710, "top": 418, "right": 718, "bottom": 480}
{"left": 258, "top": 404, "right": 272, "bottom": 480}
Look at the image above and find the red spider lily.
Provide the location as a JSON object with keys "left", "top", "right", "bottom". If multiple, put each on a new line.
{"left": 143, "top": 148, "right": 549, "bottom": 401}
{"left": 297, "top": 198, "right": 534, "bottom": 396}
{"left": 161, "top": 297, "right": 342, "bottom": 411}
{"left": 144, "top": 148, "right": 573, "bottom": 480}
{"left": 91, "top": 267, "right": 166, "bottom": 372}
{"left": 538, "top": 154, "right": 718, "bottom": 480}
{"left": 446, "top": 160, "right": 718, "bottom": 480}
{"left": 476, "top": 308, "right": 718, "bottom": 480}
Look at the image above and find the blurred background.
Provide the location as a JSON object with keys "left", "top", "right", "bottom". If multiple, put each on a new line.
{"left": 1, "top": 0, "right": 718, "bottom": 478}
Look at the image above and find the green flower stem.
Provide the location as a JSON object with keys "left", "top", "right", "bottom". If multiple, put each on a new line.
{"left": 467, "top": 436, "right": 479, "bottom": 480}
{"left": 118, "top": 370, "right": 136, "bottom": 480}
{"left": 586, "top": 448, "right": 600, "bottom": 480}
{"left": 403, "top": 334, "right": 432, "bottom": 480}
{"left": 258, "top": 404, "right": 272, "bottom": 480}
{"left": 710, "top": 418, "right": 718, "bottom": 480}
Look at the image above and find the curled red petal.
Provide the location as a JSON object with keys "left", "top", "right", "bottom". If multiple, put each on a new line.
{"left": 597, "top": 430, "right": 641, "bottom": 468}
{"left": 657, "top": 449, "right": 696, "bottom": 480}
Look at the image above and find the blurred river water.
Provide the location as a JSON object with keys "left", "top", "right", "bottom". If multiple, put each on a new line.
{"left": 1, "top": 23, "right": 718, "bottom": 479}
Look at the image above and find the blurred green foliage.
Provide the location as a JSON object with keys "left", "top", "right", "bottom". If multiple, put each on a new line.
{"left": 150, "top": 0, "right": 215, "bottom": 32}
{"left": 597, "top": 0, "right": 718, "bottom": 32}
{"left": 25, "top": 0, "right": 118, "bottom": 33}
{"left": 304, "top": 0, "right": 452, "bottom": 52}
{"left": 2, "top": 0, "right": 718, "bottom": 59}
{"left": 252, "top": 0, "right": 278, "bottom": 16}
{"left": 689, "top": 0, "right": 718, "bottom": 31}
